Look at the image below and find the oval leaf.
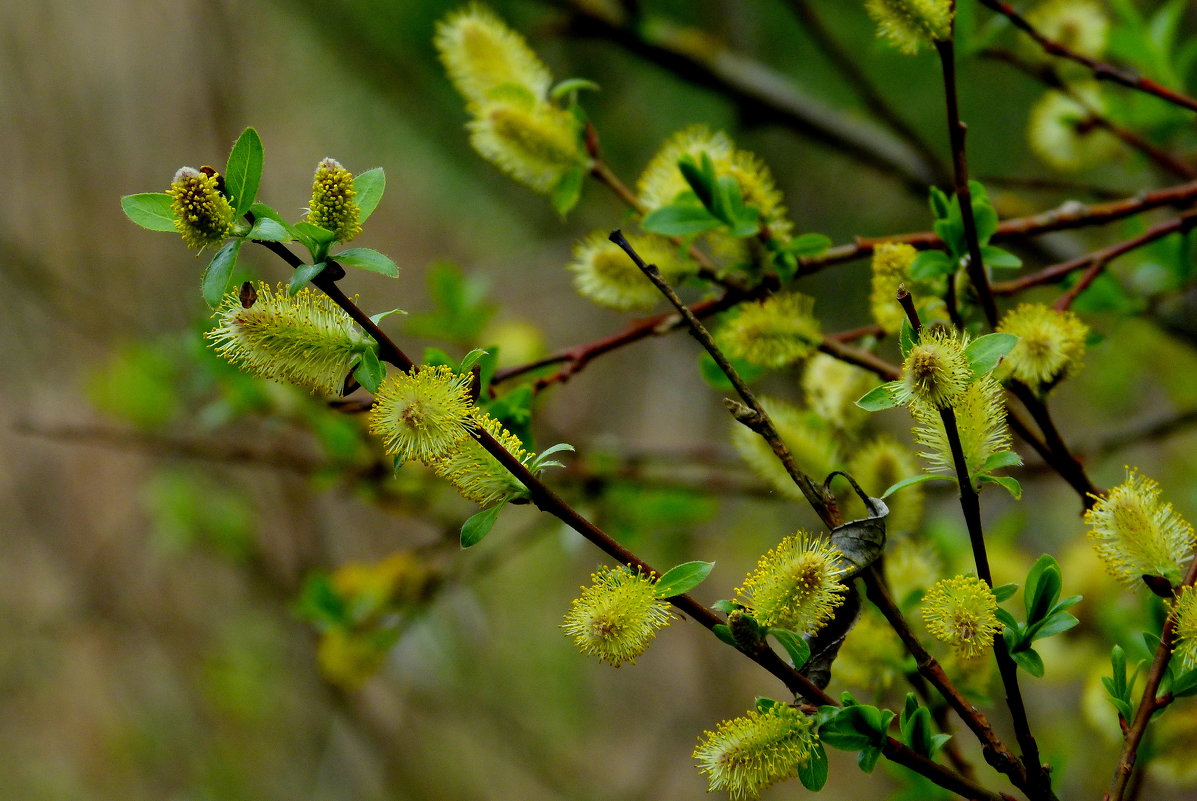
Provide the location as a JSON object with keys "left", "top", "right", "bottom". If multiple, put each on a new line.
{"left": 909, "top": 249, "right": 952, "bottom": 280}
{"left": 769, "top": 628, "right": 811, "bottom": 670}
{"left": 353, "top": 167, "right": 385, "bottom": 223}
{"left": 121, "top": 193, "right": 176, "bottom": 232}
{"left": 785, "top": 232, "right": 833, "bottom": 257}
{"left": 201, "top": 240, "right": 243, "bottom": 307}
{"left": 881, "top": 473, "right": 954, "bottom": 499}
{"left": 797, "top": 743, "right": 829, "bottom": 791}
{"left": 289, "top": 261, "right": 327, "bottom": 295}
{"left": 654, "top": 560, "right": 714, "bottom": 597}
{"left": 224, "top": 127, "right": 263, "bottom": 216}
{"left": 461, "top": 502, "right": 505, "bottom": 548}
{"left": 982, "top": 450, "right": 1023, "bottom": 471}
{"left": 978, "top": 473, "right": 1022, "bottom": 499}
{"left": 248, "top": 217, "right": 291, "bottom": 242}
{"left": 965, "top": 332, "right": 1018, "bottom": 377}
{"left": 353, "top": 348, "right": 384, "bottom": 394}
{"left": 855, "top": 382, "right": 903, "bottom": 412}
{"left": 333, "top": 248, "right": 399, "bottom": 277}
{"left": 642, "top": 204, "right": 723, "bottom": 236}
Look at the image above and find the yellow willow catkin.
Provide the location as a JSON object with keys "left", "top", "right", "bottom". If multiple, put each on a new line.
{"left": 561, "top": 566, "right": 673, "bottom": 667}
{"left": 168, "top": 166, "right": 236, "bottom": 250}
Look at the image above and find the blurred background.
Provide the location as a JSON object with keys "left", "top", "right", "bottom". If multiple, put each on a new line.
{"left": 5, "top": 0, "right": 1197, "bottom": 799}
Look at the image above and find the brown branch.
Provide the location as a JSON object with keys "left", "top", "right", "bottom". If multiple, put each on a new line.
{"left": 978, "top": 0, "right": 1197, "bottom": 115}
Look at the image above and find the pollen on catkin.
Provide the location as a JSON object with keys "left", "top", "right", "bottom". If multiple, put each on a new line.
{"left": 426, "top": 411, "right": 531, "bottom": 507}
{"left": 168, "top": 167, "right": 236, "bottom": 250}
{"left": 997, "top": 303, "right": 1089, "bottom": 389}
{"left": 1173, "top": 585, "right": 1197, "bottom": 671}
{"left": 308, "top": 158, "right": 362, "bottom": 242}
{"left": 735, "top": 531, "right": 847, "bottom": 635}
{"left": 864, "top": 0, "right": 954, "bottom": 55}
{"left": 568, "top": 231, "right": 695, "bottom": 311}
{"left": 1028, "top": 84, "right": 1122, "bottom": 171}
{"left": 870, "top": 242, "right": 918, "bottom": 334}
{"left": 911, "top": 374, "right": 1012, "bottom": 481}
{"left": 367, "top": 365, "right": 477, "bottom": 463}
{"left": 1084, "top": 468, "right": 1196, "bottom": 588}
{"left": 731, "top": 397, "right": 840, "bottom": 502}
{"left": 693, "top": 703, "right": 817, "bottom": 801}
{"left": 205, "top": 282, "right": 372, "bottom": 396}
{"left": 434, "top": 3, "right": 552, "bottom": 108}
{"left": 900, "top": 325, "right": 972, "bottom": 409}
{"left": 921, "top": 574, "right": 1002, "bottom": 659}
{"left": 468, "top": 94, "right": 583, "bottom": 194}
{"left": 718, "top": 292, "right": 822, "bottom": 369}
{"left": 561, "top": 565, "right": 673, "bottom": 667}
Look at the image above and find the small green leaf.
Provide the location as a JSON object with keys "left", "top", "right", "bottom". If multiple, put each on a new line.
{"left": 224, "top": 127, "right": 263, "bottom": 216}
{"left": 1027, "top": 564, "right": 1062, "bottom": 623}
{"left": 654, "top": 561, "right": 715, "bottom": 598}
{"left": 549, "top": 77, "right": 601, "bottom": 99}
{"left": 369, "top": 308, "right": 406, "bottom": 324}
{"left": 294, "top": 222, "right": 337, "bottom": 246}
{"left": 881, "top": 473, "right": 954, "bottom": 499}
{"left": 797, "top": 743, "right": 829, "bottom": 791}
{"left": 981, "top": 245, "right": 1022, "bottom": 269}
{"left": 289, "top": 261, "right": 327, "bottom": 295}
{"left": 353, "top": 167, "right": 385, "bottom": 223}
{"left": 121, "top": 193, "right": 177, "bottom": 232}
{"left": 978, "top": 474, "right": 1022, "bottom": 499}
{"left": 678, "top": 152, "right": 718, "bottom": 210}
{"left": 992, "top": 582, "right": 1019, "bottom": 603}
{"left": 982, "top": 450, "right": 1023, "bottom": 471}
{"left": 1030, "top": 611, "right": 1079, "bottom": 640}
{"left": 550, "top": 168, "right": 585, "bottom": 217}
{"left": 965, "top": 332, "right": 1018, "bottom": 377}
{"left": 769, "top": 628, "right": 811, "bottom": 669}
{"left": 972, "top": 199, "right": 999, "bottom": 246}
{"left": 1011, "top": 647, "right": 1045, "bottom": 677}
{"left": 1172, "top": 667, "right": 1197, "bottom": 697}
{"left": 856, "top": 382, "right": 903, "bottom": 412}
{"left": 698, "top": 351, "right": 764, "bottom": 391}
{"left": 929, "top": 186, "right": 950, "bottom": 220}
{"left": 461, "top": 502, "right": 506, "bottom": 548}
{"left": 353, "top": 348, "right": 384, "bottom": 394}
{"left": 899, "top": 318, "right": 916, "bottom": 358}
{"left": 333, "top": 248, "right": 399, "bottom": 277}
{"left": 712, "top": 599, "right": 738, "bottom": 615}
{"left": 201, "top": 240, "right": 243, "bottom": 307}
{"left": 712, "top": 623, "right": 737, "bottom": 647}
{"left": 857, "top": 745, "right": 883, "bottom": 773}
{"left": 248, "top": 217, "right": 291, "bottom": 242}
{"left": 642, "top": 203, "right": 723, "bottom": 236}
{"left": 785, "top": 233, "right": 833, "bottom": 256}
{"left": 909, "top": 249, "right": 953, "bottom": 280}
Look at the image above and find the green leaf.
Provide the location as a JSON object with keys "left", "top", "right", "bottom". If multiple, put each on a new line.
{"left": 353, "top": 168, "right": 385, "bottom": 223}
{"left": 550, "top": 168, "right": 585, "bottom": 217}
{"left": 333, "top": 248, "right": 399, "bottom": 277}
{"left": 1026, "top": 562, "right": 1062, "bottom": 623}
{"left": 1172, "top": 667, "right": 1197, "bottom": 698}
{"left": 856, "top": 382, "right": 903, "bottom": 412}
{"left": 881, "top": 473, "right": 954, "bottom": 499}
{"left": 1030, "top": 611, "right": 1079, "bottom": 640}
{"left": 992, "top": 582, "right": 1019, "bottom": 603}
{"left": 201, "top": 240, "right": 243, "bottom": 307}
{"left": 224, "top": 127, "right": 263, "bottom": 216}
{"left": 294, "top": 221, "right": 337, "bottom": 246}
{"left": 909, "top": 249, "right": 953, "bottom": 280}
{"left": 121, "top": 193, "right": 177, "bottom": 232}
{"left": 858, "top": 745, "right": 883, "bottom": 773}
{"left": 981, "top": 245, "right": 1022, "bottom": 269}
{"left": 1011, "top": 647, "right": 1045, "bottom": 677}
{"left": 642, "top": 203, "right": 723, "bottom": 236}
{"left": 785, "top": 233, "right": 832, "bottom": 256}
{"left": 678, "top": 152, "right": 717, "bottom": 210}
{"left": 965, "top": 332, "right": 1018, "bottom": 377}
{"left": 769, "top": 628, "right": 811, "bottom": 669}
{"left": 698, "top": 351, "right": 764, "bottom": 391}
{"left": 929, "top": 186, "right": 950, "bottom": 220}
{"left": 712, "top": 623, "right": 737, "bottom": 647}
{"left": 978, "top": 474, "right": 1022, "bottom": 499}
{"left": 712, "top": 599, "right": 738, "bottom": 615}
{"left": 247, "top": 217, "right": 290, "bottom": 242}
{"left": 899, "top": 318, "right": 916, "bottom": 358}
{"left": 797, "top": 743, "right": 829, "bottom": 791}
{"left": 289, "top": 261, "right": 327, "bottom": 295}
{"left": 982, "top": 450, "right": 1023, "bottom": 471}
{"left": 368, "top": 308, "right": 406, "bottom": 325}
{"left": 461, "top": 502, "right": 506, "bottom": 548}
{"left": 972, "top": 199, "right": 999, "bottom": 246}
{"left": 549, "top": 77, "right": 600, "bottom": 99}
{"left": 654, "top": 560, "right": 715, "bottom": 597}
{"left": 353, "top": 348, "right": 384, "bottom": 394}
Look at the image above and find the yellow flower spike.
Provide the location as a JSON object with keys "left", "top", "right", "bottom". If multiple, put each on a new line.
{"left": 911, "top": 374, "right": 1011, "bottom": 480}
{"left": 205, "top": 282, "right": 372, "bottom": 396}
{"left": 900, "top": 325, "right": 972, "bottom": 409}
{"left": 308, "top": 158, "right": 362, "bottom": 242}
{"left": 921, "top": 574, "right": 1002, "bottom": 659}
{"left": 801, "top": 353, "right": 872, "bottom": 433}
{"left": 870, "top": 242, "right": 918, "bottom": 334}
{"left": 735, "top": 532, "right": 847, "bottom": 635}
{"left": 434, "top": 3, "right": 552, "bottom": 108}
{"left": 367, "top": 365, "right": 477, "bottom": 463}
{"left": 1024, "top": 0, "right": 1109, "bottom": 62}
{"left": 568, "top": 230, "right": 695, "bottom": 311}
{"left": 693, "top": 703, "right": 817, "bottom": 800}
{"left": 847, "top": 434, "right": 924, "bottom": 534}
{"left": 997, "top": 303, "right": 1089, "bottom": 389}
{"left": 865, "top": 0, "right": 954, "bottom": 55}
{"left": 467, "top": 95, "right": 584, "bottom": 194}
{"left": 561, "top": 565, "right": 673, "bottom": 667}
{"left": 168, "top": 166, "right": 236, "bottom": 251}
{"left": 1084, "top": 468, "right": 1196, "bottom": 588}
{"left": 426, "top": 411, "right": 531, "bottom": 507}
{"left": 718, "top": 292, "right": 822, "bottom": 369}
{"left": 731, "top": 397, "right": 840, "bottom": 502}
{"left": 1028, "top": 84, "right": 1122, "bottom": 171}
{"left": 1173, "top": 586, "right": 1197, "bottom": 671}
